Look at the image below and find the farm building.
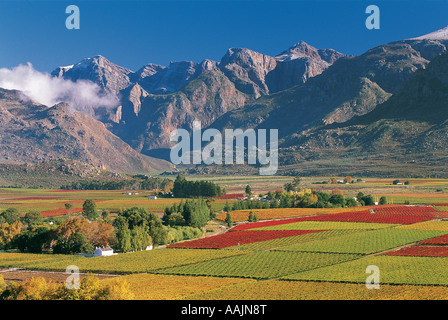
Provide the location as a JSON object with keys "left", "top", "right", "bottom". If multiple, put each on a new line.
{"left": 149, "top": 195, "right": 158, "bottom": 199}
{"left": 93, "top": 246, "right": 116, "bottom": 257}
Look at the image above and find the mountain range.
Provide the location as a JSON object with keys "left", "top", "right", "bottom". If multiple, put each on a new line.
{"left": 3, "top": 26, "right": 448, "bottom": 177}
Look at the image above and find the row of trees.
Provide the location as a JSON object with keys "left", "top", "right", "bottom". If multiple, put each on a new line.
{"left": 172, "top": 174, "right": 223, "bottom": 198}
{"left": 222, "top": 189, "right": 381, "bottom": 212}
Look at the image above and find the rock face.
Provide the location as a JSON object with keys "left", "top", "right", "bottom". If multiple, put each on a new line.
{"left": 51, "top": 55, "right": 133, "bottom": 95}
{"left": 286, "top": 51, "right": 448, "bottom": 165}
{"left": 210, "top": 35, "right": 448, "bottom": 142}
{"left": 0, "top": 88, "right": 173, "bottom": 173}
{"left": 52, "top": 42, "right": 342, "bottom": 158}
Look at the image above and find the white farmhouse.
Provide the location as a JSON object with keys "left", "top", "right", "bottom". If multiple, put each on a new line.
{"left": 93, "top": 246, "right": 116, "bottom": 257}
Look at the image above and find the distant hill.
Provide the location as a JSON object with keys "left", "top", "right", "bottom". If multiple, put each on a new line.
{"left": 0, "top": 88, "right": 174, "bottom": 174}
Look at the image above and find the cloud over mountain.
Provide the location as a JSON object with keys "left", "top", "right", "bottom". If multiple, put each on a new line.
{"left": 0, "top": 63, "right": 119, "bottom": 114}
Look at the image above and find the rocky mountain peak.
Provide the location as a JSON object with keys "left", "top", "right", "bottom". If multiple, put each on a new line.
{"left": 409, "top": 25, "right": 448, "bottom": 40}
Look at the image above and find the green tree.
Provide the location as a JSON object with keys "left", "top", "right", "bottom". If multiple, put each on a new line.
{"left": 114, "top": 220, "right": 131, "bottom": 253}
{"left": 82, "top": 200, "right": 98, "bottom": 221}
{"left": 345, "top": 197, "right": 359, "bottom": 207}
{"left": 1, "top": 208, "right": 20, "bottom": 225}
{"left": 361, "top": 195, "right": 375, "bottom": 206}
{"left": 223, "top": 201, "right": 231, "bottom": 213}
{"left": 329, "top": 194, "right": 346, "bottom": 207}
{"left": 225, "top": 213, "right": 233, "bottom": 228}
{"left": 23, "top": 211, "right": 42, "bottom": 228}
{"left": 182, "top": 200, "right": 211, "bottom": 229}
{"left": 15, "top": 227, "right": 51, "bottom": 253}
{"left": 245, "top": 185, "right": 252, "bottom": 197}
{"left": 248, "top": 211, "right": 255, "bottom": 222}
{"left": 379, "top": 196, "right": 387, "bottom": 205}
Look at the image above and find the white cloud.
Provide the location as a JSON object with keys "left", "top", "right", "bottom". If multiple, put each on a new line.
{"left": 0, "top": 63, "right": 119, "bottom": 114}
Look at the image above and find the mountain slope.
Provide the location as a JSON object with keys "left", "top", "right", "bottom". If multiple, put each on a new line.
{"left": 210, "top": 36, "right": 448, "bottom": 141}
{"left": 280, "top": 51, "right": 448, "bottom": 176}
{"left": 52, "top": 42, "right": 343, "bottom": 156}
{"left": 0, "top": 88, "right": 173, "bottom": 173}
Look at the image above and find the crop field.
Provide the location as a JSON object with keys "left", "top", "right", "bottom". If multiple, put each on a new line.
{"left": 0, "top": 188, "right": 233, "bottom": 216}
{"left": 284, "top": 255, "right": 448, "bottom": 286}
{"left": 215, "top": 206, "right": 397, "bottom": 222}
{"left": 102, "top": 273, "right": 255, "bottom": 300}
{"left": 0, "top": 249, "right": 246, "bottom": 274}
{"left": 4, "top": 180, "right": 448, "bottom": 300}
{"left": 418, "top": 234, "right": 448, "bottom": 245}
{"left": 186, "top": 279, "right": 448, "bottom": 300}
{"left": 155, "top": 251, "right": 362, "bottom": 280}
{"left": 251, "top": 221, "right": 399, "bottom": 231}
{"left": 167, "top": 229, "right": 325, "bottom": 249}
{"left": 384, "top": 246, "right": 448, "bottom": 257}
{"left": 276, "top": 229, "right": 447, "bottom": 254}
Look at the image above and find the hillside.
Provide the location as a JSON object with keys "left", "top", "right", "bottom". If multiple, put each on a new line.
{"left": 0, "top": 88, "right": 174, "bottom": 174}
{"left": 280, "top": 51, "right": 448, "bottom": 177}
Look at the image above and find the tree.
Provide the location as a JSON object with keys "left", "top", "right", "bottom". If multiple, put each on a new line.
{"left": 115, "top": 207, "right": 167, "bottom": 247}
{"left": 0, "top": 275, "right": 134, "bottom": 300}
{"left": 223, "top": 201, "right": 231, "bottom": 213}
{"left": 15, "top": 227, "right": 51, "bottom": 253}
{"left": 248, "top": 211, "right": 255, "bottom": 222}
{"left": 245, "top": 185, "right": 252, "bottom": 197}
{"left": 115, "top": 222, "right": 131, "bottom": 253}
{"left": 182, "top": 200, "right": 211, "bottom": 229}
{"left": 0, "top": 208, "right": 20, "bottom": 225}
{"left": 329, "top": 194, "right": 346, "bottom": 207}
{"left": 331, "top": 188, "right": 344, "bottom": 196}
{"left": 345, "top": 197, "right": 359, "bottom": 207}
{"left": 0, "top": 221, "right": 22, "bottom": 249}
{"left": 361, "top": 195, "right": 375, "bottom": 206}
{"left": 379, "top": 196, "right": 387, "bottom": 205}
{"left": 82, "top": 200, "right": 98, "bottom": 221}
{"left": 23, "top": 211, "right": 42, "bottom": 228}
{"left": 130, "top": 226, "right": 152, "bottom": 252}
{"left": 292, "top": 177, "right": 301, "bottom": 187}
{"left": 225, "top": 213, "right": 233, "bottom": 228}
{"left": 392, "top": 180, "right": 401, "bottom": 185}
{"left": 101, "top": 210, "right": 111, "bottom": 224}
{"left": 53, "top": 232, "right": 94, "bottom": 254}
{"left": 55, "top": 217, "right": 89, "bottom": 243}
{"left": 64, "top": 203, "right": 73, "bottom": 214}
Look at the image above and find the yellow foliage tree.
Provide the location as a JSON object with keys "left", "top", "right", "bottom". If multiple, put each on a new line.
{"left": 0, "top": 221, "right": 23, "bottom": 249}
{"left": 0, "top": 275, "right": 134, "bottom": 300}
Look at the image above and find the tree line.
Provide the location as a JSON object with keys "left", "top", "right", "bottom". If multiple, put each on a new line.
{"left": 60, "top": 176, "right": 173, "bottom": 192}
{"left": 171, "top": 174, "right": 223, "bottom": 198}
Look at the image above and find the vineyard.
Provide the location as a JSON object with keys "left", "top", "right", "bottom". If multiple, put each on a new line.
{"left": 4, "top": 195, "right": 448, "bottom": 299}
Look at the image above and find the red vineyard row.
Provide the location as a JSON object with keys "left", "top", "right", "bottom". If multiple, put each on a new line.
{"left": 230, "top": 209, "right": 436, "bottom": 231}
{"left": 384, "top": 246, "right": 448, "bottom": 257}
{"left": 419, "top": 234, "right": 448, "bottom": 245}
{"left": 167, "top": 229, "right": 325, "bottom": 249}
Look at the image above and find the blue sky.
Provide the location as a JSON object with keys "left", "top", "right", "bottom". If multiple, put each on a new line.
{"left": 1, "top": 0, "right": 447, "bottom": 72}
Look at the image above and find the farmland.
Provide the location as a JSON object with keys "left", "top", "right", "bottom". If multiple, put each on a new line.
{"left": 2, "top": 176, "right": 448, "bottom": 300}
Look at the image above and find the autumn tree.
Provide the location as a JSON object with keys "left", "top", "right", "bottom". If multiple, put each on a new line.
{"left": 0, "top": 221, "right": 22, "bottom": 249}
